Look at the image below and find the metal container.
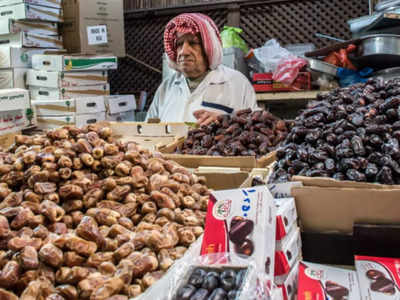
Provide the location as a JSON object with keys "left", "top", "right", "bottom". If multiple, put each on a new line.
{"left": 353, "top": 34, "right": 400, "bottom": 70}
{"left": 305, "top": 58, "right": 338, "bottom": 77}
{"left": 371, "top": 66, "right": 400, "bottom": 80}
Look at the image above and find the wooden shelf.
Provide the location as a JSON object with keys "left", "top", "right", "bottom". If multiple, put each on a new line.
{"left": 256, "top": 91, "right": 326, "bottom": 102}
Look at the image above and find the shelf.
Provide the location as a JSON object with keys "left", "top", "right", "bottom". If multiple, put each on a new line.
{"left": 256, "top": 91, "right": 326, "bottom": 102}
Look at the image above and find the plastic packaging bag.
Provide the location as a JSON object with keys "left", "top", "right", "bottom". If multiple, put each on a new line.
{"left": 272, "top": 57, "right": 308, "bottom": 85}
{"left": 168, "top": 253, "right": 273, "bottom": 300}
{"left": 220, "top": 26, "right": 249, "bottom": 54}
{"left": 253, "top": 39, "right": 294, "bottom": 73}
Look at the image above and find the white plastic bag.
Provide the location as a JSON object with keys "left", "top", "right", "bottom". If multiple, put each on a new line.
{"left": 253, "top": 39, "right": 294, "bottom": 73}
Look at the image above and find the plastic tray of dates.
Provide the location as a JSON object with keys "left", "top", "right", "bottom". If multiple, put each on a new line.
{"left": 173, "top": 266, "right": 249, "bottom": 300}
{"left": 270, "top": 78, "right": 400, "bottom": 184}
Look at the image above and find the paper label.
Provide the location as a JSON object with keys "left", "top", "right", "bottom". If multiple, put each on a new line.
{"left": 87, "top": 25, "right": 108, "bottom": 45}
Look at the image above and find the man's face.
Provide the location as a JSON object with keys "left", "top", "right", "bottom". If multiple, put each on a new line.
{"left": 176, "top": 33, "right": 208, "bottom": 79}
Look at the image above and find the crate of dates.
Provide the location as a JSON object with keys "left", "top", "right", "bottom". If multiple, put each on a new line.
{"left": 298, "top": 261, "right": 361, "bottom": 300}
{"left": 200, "top": 186, "right": 277, "bottom": 288}
{"left": 355, "top": 255, "right": 400, "bottom": 299}
{"left": 158, "top": 109, "right": 288, "bottom": 169}
{"left": 169, "top": 254, "right": 259, "bottom": 300}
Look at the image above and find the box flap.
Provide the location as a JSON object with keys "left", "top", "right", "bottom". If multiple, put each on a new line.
{"left": 106, "top": 95, "right": 136, "bottom": 114}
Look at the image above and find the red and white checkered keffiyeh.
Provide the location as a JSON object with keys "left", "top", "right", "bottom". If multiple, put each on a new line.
{"left": 164, "top": 13, "right": 223, "bottom": 71}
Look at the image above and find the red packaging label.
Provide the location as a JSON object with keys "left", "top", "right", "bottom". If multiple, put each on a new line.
{"left": 355, "top": 255, "right": 400, "bottom": 299}
{"left": 298, "top": 261, "right": 361, "bottom": 300}
{"left": 201, "top": 186, "right": 276, "bottom": 283}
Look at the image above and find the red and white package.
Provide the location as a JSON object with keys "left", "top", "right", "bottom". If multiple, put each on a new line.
{"left": 201, "top": 186, "right": 277, "bottom": 283}
{"left": 298, "top": 261, "right": 361, "bottom": 300}
{"left": 278, "top": 260, "right": 299, "bottom": 300}
{"left": 355, "top": 255, "right": 400, "bottom": 299}
{"left": 275, "top": 227, "right": 302, "bottom": 277}
{"left": 274, "top": 197, "right": 297, "bottom": 241}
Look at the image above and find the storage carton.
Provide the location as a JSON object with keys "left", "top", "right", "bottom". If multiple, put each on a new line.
{"left": 0, "top": 0, "right": 62, "bottom": 8}
{"left": 298, "top": 261, "right": 361, "bottom": 300}
{"left": 274, "top": 197, "right": 297, "bottom": 241}
{"left": 62, "top": 0, "right": 125, "bottom": 56}
{"left": 201, "top": 186, "right": 277, "bottom": 285}
{"left": 291, "top": 176, "right": 400, "bottom": 234}
{"left": 105, "top": 121, "right": 188, "bottom": 151}
{"left": 37, "top": 112, "right": 106, "bottom": 129}
{"left": 32, "top": 96, "right": 106, "bottom": 115}
{"left": 0, "top": 2, "right": 62, "bottom": 22}
{"left": 30, "top": 84, "right": 110, "bottom": 100}
{"left": 274, "top": 227, "right": 302, "bottom": 277}
{"left": 278, "top": 261, "right": 299, "bottom": 300}
{"left": 32, "top": 54, "right": 118, "bottom": 71}
{"left": 0, "top": 47, "right": 64, "bottom": 68}
{"left": 0, "top": 19, "right": 58, "bottom": 35}
{"left": 355, "top": 255, "right": 400, "bottom": 300}
{"left": 27, "top": 70, "right": 108, "bottom": 88}
{"left": 0, "top": 31, "right": 63, "bottom": 48}
{"left": 0, "top": 68, "right": 27, "bottom": 89}
{"left": 158, "top": 137, "right": 277, "bottom": 169}
{"left": 0, "top": 88, "right": 29, "bottom": 111}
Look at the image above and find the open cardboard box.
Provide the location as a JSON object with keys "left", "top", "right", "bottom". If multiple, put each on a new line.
{"left": 158, "top": 138, "right": 276, "bottom": 169}
{"left": 291, "top": 176, "right": 400, "bottom": 234}
{"left": 103, "top": 121, "right": 188, "bottom": 151}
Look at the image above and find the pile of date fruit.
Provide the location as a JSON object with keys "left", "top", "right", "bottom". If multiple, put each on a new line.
{"left": 0, "top": 124, "right": 210, "bottom": 300}
{"left": 270, "top": 78, "right": 400, "bottom": 184}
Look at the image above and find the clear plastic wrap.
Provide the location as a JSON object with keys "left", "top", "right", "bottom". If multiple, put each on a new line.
{"left": 167, "top": 253, "right": 271, "bottom": 300}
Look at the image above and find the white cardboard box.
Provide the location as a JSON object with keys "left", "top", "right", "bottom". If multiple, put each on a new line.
{"left": 0, "top": 19, "right": 58, "bottom": 35}
{"left": 274, "top": 197, "right": 298, "bottom": 241}
{"left": 32, "top": 54, "right": 118, "bottom": 71}
{"left": 0, "top": 31, "right": 63, "bottom": 48}
{"left": 0, "top": 47, "right": 64, "bottom": 68}
{"left": 0, "top": 68, "right": 27, "bottom": 89}
{"left": 0, "top": 88, "right": 29, "bottom": 111}
{"left": 105, "top": 94, "right": 136, "bottom": 121}
{"left": 30, "top": 84, "right": 110, "bottom": 100}
{"left": 0, "top": 3, "right": 62, "bottom": 22}
{"left": 33, "top": 97, "right": 106, "bottom": 115}
{"left": 37, "top": 112, "right": 106, "bottom": 129}
{"left": 0, "top": 0, "right": 62, "bottom": 9}
{"left": 27, "top": 70, "right": 108, "bottom": 88}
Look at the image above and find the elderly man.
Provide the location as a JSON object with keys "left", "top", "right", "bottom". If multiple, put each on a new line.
{"left": 146, "top": 13, "right": 258, "bottom": 125}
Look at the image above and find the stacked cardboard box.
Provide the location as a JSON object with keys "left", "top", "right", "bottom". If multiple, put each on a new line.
{"left": 29, "top": 53, "right": 118, "bottom": 129}
{"left": 270, "top": 182, "right": 303, "bottom": 300}
{"left": 0, "top": 0, "right": 64, "bottom": 90}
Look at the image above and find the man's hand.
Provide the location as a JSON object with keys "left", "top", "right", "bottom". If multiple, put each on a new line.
{"left": 193, "top": 109, "right": 221, "bottom": 126}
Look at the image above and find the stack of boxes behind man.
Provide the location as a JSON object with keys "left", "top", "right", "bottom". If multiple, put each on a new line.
{"left": 0, "top": 0, "right": 63, "bottom": 134}
{"left": 28, "top": 53, "right": 118, "bottom": 129}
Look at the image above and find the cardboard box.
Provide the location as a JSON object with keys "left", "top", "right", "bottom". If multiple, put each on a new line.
{"left": 158, "top": 138, "right": 277, "bottom": 169}
{"left": 0, "top": 31, "right": 63, "bottom": 48}
{"left": 0, "top": 88, "right": 29, "bottom": 111}
{"left": 105, "top": 121, "right": 188, "bottom": 151}
{"left": 62, "top": 0, "right": 125, "bottom": 57}
{"left": 298, "top": 261, "right": 361, "bottom": 300}
{"left": 253, "top": 72, "right": 311, "bottom": 92}
{"left": 32, "top": 54, "right": 118, "bottom": 71}
{"left": 37, "top": 112, "right": 106, "bottom": 129}
{"left": 0, "top": 68, "right": 27, "bottom": 89}
{"left": 32, "top": 96, "right": 106, "bottom": 115}
{"left": 274, "top": 197, "right": 298, "bottom": 241}
{"left": 0, "top": 2, "right": 62, "bottom": 22}
{"left": 0, "top": 19, "right": 58, "bottom": 35}
{"left": 30, "top": 84, "right": 110, "bottom": 100}
{"left": 27, "top": 70, "right": 108, "bottom": 88}
{"left": 355, "top": 255, "right": 400, "bottom": 299}
{"left": 0, "top": 47, "right": 64, "bottom": 68}
{"left": 0, "top": 0, "right": 62, "bottom": 8}
{"left": 291, "top": 176, "right": 400, "bottom": 234}
{"left": 278, "top": 261, "right": 299, "bottom": 300}
{"left": 201, "top": 186, "right": 277, "bottom": 284}
{"left": 275, "top": 227, "right": 302, "bottom": 277}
